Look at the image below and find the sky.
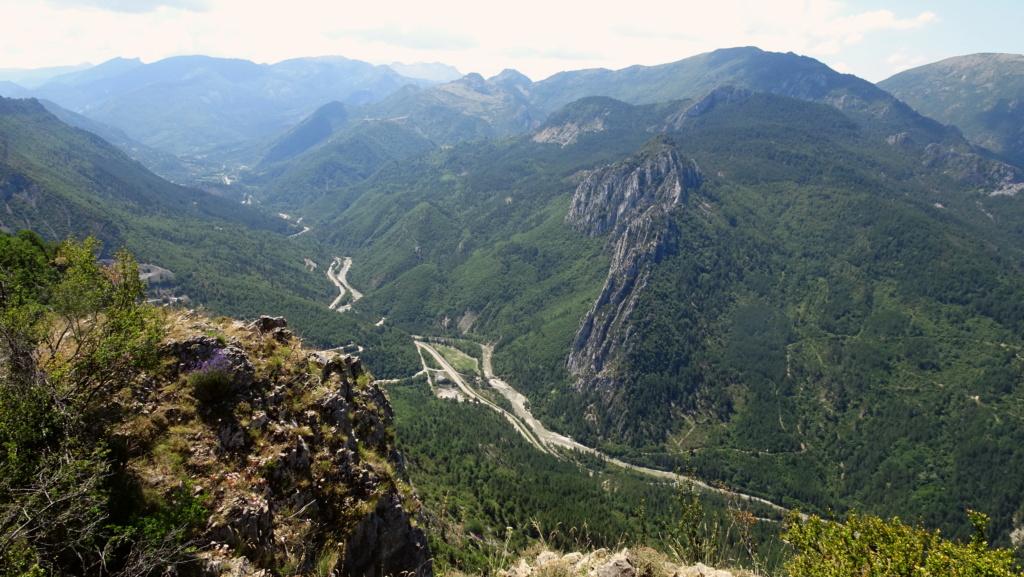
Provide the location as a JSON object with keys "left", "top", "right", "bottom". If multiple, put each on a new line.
{"left": 0, "top": 0, "right": 1021, "bottom": 83}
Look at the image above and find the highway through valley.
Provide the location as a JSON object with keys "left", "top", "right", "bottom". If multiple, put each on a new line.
{"left": 328, "top": 258, "right": 793, "bottom": 516}
{"left": 417, "top": 339, "right": 794, "bottom": 516}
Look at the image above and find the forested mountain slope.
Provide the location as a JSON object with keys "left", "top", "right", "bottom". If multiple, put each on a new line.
{"left": 879, "top": 53, "right": 1024, "bottom": 169}
{"left": 0, "top": 97, "right": 291, "bottom": 241}
{"left": 0, "top": 96, "right": 420, "bottom": 377}
{"left": 303, "top": 86, "right": 1024, "bottom": 544}
{"left": 36, "top": 98, "right": 215, "bottom": 184}
{"left": 528, "top": 47, "right": 937, "bottom": 129}
{"left": 250, "top": 117, "right": 436, "bottom": 210}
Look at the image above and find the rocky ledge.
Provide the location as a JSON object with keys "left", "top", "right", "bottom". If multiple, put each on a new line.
{"left": 121, "top": 311, "right": 431, "bottom": 577}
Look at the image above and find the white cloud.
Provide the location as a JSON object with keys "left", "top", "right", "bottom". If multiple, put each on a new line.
{"left": 831, "top": 62, "right": 852, "bottom": 74}
{"left": 327, "top": 25, "right": 478, "bottom": 51}
{"left": 885, "top": 47, "right": 929, "bottom": 75}
{"left": 503, "top": 46, "right": 606, "bottom": 61}
{"left": 0, "top": 0, "right": 947, "bottom": 81}
{"left": 42, "top": 0, "right": 210, "bottom": 13}
{"left": 818, "top": 9, "right": 937, "bottom": 37}
{"left": 811, "top": 39, "right": 842, "bottom": 56}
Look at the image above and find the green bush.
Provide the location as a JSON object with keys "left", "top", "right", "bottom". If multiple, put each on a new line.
{"left": 783, "top": 510, "right": 1023, "bottom": 576}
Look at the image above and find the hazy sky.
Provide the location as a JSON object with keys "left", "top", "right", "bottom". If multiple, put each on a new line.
{"left": 0, "top": 0, "right": 1019, "bottom": 82}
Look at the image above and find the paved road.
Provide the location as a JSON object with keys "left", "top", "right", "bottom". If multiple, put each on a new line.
{"left": 326, "top": 257, "right": 362, "bottom": 312}
{"left": 415, "top": 341, "right": 549, "bottom": 454}
{"left": 407, "top": 338, "right": 797, "bottom": 515}
{"left": 473, "top": 343, "right": 795, "bottom": 515}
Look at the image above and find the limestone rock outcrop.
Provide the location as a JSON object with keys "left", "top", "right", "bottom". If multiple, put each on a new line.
{"left": 565, "top": 137, "right": 701, "bottom": 402}
{"left": 500, "top": 548, "right": 742, "bottom": 577}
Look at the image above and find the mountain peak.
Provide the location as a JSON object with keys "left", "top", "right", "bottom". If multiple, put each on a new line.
{"left": 388, "top": 61, "right": 462, "bottom": 83}
{"left": 489, "top": 68, "right": 532, "bottom": 87}
{"left": 879, "top": 51, "right": 1024, "bottom": 166}
{"left": 456, "top": 72, "right": 490, "bottom": 94}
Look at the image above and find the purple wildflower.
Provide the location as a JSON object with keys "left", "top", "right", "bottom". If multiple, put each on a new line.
{"left": 188, "top": 348, "right": 235, "bottom": 401}
{"left": 190, "top": 348, "right": 233, "bottom": 377}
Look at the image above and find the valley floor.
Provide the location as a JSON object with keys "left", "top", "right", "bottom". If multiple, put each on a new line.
{"left": 413, "top": 338, "right": 792, "bottom": 517}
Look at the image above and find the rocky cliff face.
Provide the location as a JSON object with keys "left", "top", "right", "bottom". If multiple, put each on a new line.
{"left": 565, "top": 137, "right": 701, "bottom": 401}
{"left": 662, "top": 86, "right": 753, "bottom": 131}
{"left": 125, "top": 311, "right": 431, "bottom": 577}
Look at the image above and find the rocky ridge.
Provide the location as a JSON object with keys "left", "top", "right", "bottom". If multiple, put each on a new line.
{"left": 662, "top": 86, "right": 753, "bottom": 131}
{"left": 123, "top": 311, "right": 430, "bottom": 577}
{"left": 565, "top": 137, "right": 702, "bottom": 401}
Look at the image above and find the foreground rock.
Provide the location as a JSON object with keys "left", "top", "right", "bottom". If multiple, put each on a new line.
{"left": 123, "top": 311, "right": 431, "bottom": 577}
{"left": 502, "top": 548, "right": 748, "bottom": 577}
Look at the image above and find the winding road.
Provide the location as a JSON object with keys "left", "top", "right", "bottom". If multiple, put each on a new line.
{"left": 415, "top": 341, "right": 549, "bottom": 453}
{"left": 418, "top": 339, "right": 795, "bottom": 516}
{"left": 326, "top": 257, "right": 362, "bottom": 312}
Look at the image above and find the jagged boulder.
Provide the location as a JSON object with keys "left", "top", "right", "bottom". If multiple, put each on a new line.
{"left": 678, "top": 563, "right": 734, "bottom": 577}
{"left": 502, "top": 548, "right": 737, "bottom": 577}
{"left": 505, "top": 559, "right": 534, "bottom": 577}
{"left": 535, "top": 551, "right": 561, "bottom": 566}
{"left": 163, "top": 334, "right": 256, "bottom": 390}
{"left": 248, "top": 315, "right": 293, "bottom": 342}
{"left": 208, "top": 496, "right": 273, "bottom": 550}
{"left": 595, "top": 552, "right": 636, "bottom": 577}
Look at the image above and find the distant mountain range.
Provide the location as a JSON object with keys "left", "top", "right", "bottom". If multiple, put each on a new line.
{"left": 244, "top": 47, "right": 1019, "bottom": 212}
{"left": 0, "top": 55, "right": 444, "bottom": 155}
{"left": 0, "top": 62, "right": 92, "bottom": 88}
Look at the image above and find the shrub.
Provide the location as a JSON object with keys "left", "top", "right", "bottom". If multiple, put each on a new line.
{"left": 188, "top": 349, "right": 234, "bottom": 403}
{"left": 783, "top": 510, "right": 1023, "bottom": 577}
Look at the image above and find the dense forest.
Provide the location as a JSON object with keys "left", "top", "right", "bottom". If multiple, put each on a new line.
{"left": 296, "top": 90, "right": 1024, "bottom": 545}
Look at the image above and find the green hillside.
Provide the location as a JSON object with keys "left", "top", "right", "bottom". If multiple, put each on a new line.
{"left": 251, "top": 118, "right": 435, "bottom": 210}
{"left": 0, "top": 96, "right": 420, "bottom": 378}
{"left": 298, "top": 88, "right": 1024, "bottom": 545}
{"left": 879, "top": 53, "right": 1024, "bottom": 168}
